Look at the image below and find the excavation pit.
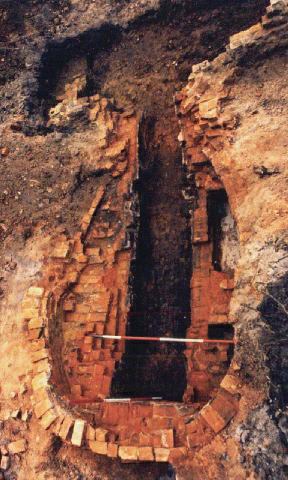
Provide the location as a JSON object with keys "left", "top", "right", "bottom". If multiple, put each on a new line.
{"left": 21, "top": 0, "right": 272, "bottom": 465}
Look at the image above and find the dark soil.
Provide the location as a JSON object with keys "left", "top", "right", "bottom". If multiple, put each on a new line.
{"left": 0, "top": 0, "right": 268, "bottom": 304}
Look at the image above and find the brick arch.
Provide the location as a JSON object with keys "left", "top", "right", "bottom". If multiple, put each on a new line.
{"left": 23, "top": 255, "right": 240, "bottom": 464}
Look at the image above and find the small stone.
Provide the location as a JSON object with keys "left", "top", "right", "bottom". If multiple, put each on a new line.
{"left": 232, "top": 361, "right": 241, "bottom": 371}
{"left": 21, "top": 410, "right": 29, "bottom": 422}
{"left": 20, "top": 384, "right": 27, "bottom": 395}
{"left": 1, "top": 147, "right": 9, "bottom": 157}
{"left": 11, "top": 409, "right": 20, "bottom": 419}
{"left": 0, "top": 455, "right": 10, "bottom": 470}
{"left": 1, "top": 446, "right": 8, "bottom": 455}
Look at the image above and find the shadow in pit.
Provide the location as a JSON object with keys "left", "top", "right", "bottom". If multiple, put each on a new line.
{"left": 110, "top": 116, "right": 192, "bottom": 402}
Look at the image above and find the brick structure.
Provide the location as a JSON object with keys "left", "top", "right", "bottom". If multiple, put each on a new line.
{"left": 180, "top": 166, "right": 237, "bottom": 403}
{"left": 21, "top": 0, "right": 288, "bottom": 465}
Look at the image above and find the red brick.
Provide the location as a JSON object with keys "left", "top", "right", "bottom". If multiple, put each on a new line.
{"left": 139, "top": 447, "right": 154, "bottom": 461}
{"left": 118, "top": 446, "right": 138, "bottom": 461}
{"left": 89, "top": 441, "right": 108, "bottom": 455}
{"left": 107, "top": 443, "right": 118, "bottom": 458}
{"left": 153, "top": 404, "right": 177, "bottom": 417}
{"left": 154, "top": 448, "right": 170, "bottom": 462}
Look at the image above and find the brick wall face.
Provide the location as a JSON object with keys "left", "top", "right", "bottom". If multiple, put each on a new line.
{"left": 184, "top": 170, "right": 236, "bottom": 402}
{"left": 56, "top": 99, "right": 139, "bottom": 402}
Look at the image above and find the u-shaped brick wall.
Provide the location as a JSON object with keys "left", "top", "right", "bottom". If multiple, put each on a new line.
{"left": 22, "top": 0, "right": 288, "bottom": 463}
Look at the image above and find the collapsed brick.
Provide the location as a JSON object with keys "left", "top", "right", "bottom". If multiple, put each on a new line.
{"left": 71, "top": 419, "right": 86, "bottom": 447}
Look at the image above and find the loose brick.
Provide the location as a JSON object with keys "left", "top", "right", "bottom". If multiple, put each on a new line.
{"left": 28, "top": 328, "right": 41, "bottom": 341}
{"left": 54, "top": 415, "right": 65, "bottom": 435}
{"left": 71, "top": 419, "right": 86, "bottom": 447}
{"left": 31, "top": 386, "right": 50, "bottom": 405}
{"left": 34, "top": 398, "right": 53, "bottom": 419}
{"left": 139, "top": 447, "right": 154, "bottom": 461}
{"left": 154, "top": 448, "right": 170, "bottom": 462}
{"left": 23, "top": 308, "right": 39, "bottom": 320}
{"left": 34, "top": 359, "right": 50, "bottom": 374}
{"left": 32, "top": 373, "right": 48, "bottom": 391}
{"left": 39, "top": 409, "right": 57, "bottom": 430}
{"left": 30, "top": 339, "right": 46, "bottom": 351}
{"left": 32, "top": 349, "right": 49, "bottom": 363}
{"left": 89, "top": 440, "right": 108, "bottom": 455}
{"left": 95, "top": 427, "right": 108, "bottom": 442}
{"left": 59, "top": 416, "right": 74, "bottom": 440}
{"left": 0, "top": 455, "right": 10, "bottom": 470}
{"left": 107, "top": 443, "right": 118, "bottom": 458}
{"left": 63, "top": 301, "right": 75, "bottom": 312}
{"left": 118, "top": 446, "right": 139, "bottom": 461}
{"left": 28, "top": 317, "right": 44, "bottom": 330}
{"left": 86, "top": 425, "right": 96, "bottom": 441}
{"left": 52, "top": 243, "right": 70, "bottom": 258}
{"left": 200, "top": 404, "right": 227, "bottom": 433}
{"left": 220, "top": 279, "right": 235, "bottom": 290}
{"left": 220, "top": 375, "right": 240, "bottom": 394}
{"left": 27, "top": 287, "right": 44, "bottom": 298}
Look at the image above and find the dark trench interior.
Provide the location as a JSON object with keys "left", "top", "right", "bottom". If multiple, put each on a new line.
{"left": 208, "top": 324, "right": 235, "bottom": 364}
{"left": 207, "top": 189, "right": 229, "bottom": 272}
{"left": 111, "top": 117, "right": 192, "bottom": 401}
